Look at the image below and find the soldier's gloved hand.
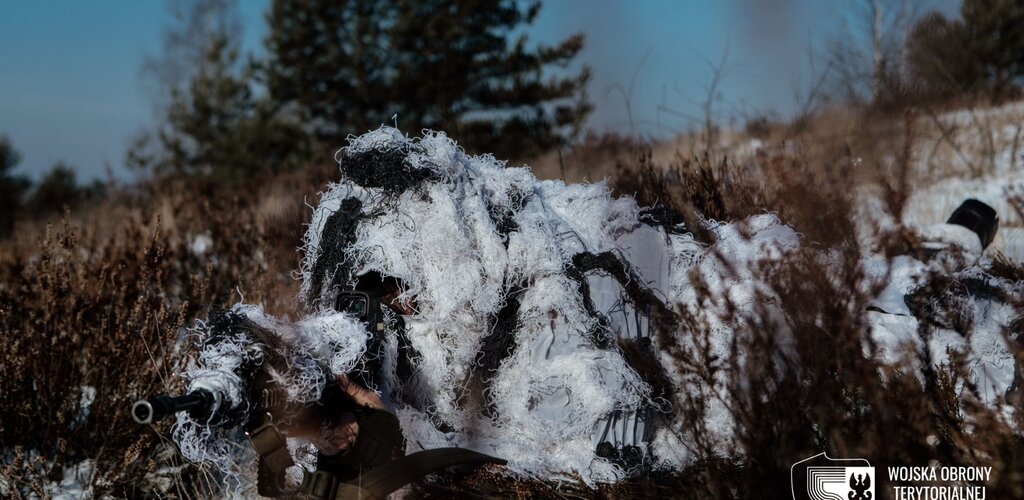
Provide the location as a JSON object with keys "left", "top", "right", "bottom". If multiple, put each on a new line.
{"left": 312, "top": 411, "right": 359, "bottom": 456}
{"left": 336, "top": 373, "right": 387, "bottom": 410}
{"left": 307, "top": 374, "right": 389, "bottom": 456}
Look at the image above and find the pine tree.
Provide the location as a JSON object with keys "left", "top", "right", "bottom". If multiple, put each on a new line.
{"left": 961, "top": 0, "right": 1024, "bottom": 97}
{"left": 906, "top": 12, "right": 981, "bottom": 98}
{"left": 131, "top": 0, "right": 304, "bottom": 182}
{"left": 263, "top": 0, "right": 591, "bottom": 160}
{"left": 26, "top": 163, "right": 82, "bottom": 215}
{"left": 157, "top": 35, "right": 303, "bottom": 181}
{"left": 263, "top": 0, "right": 393, "bottom": 146}
{"left": 0, "top": 135, "right": 31, "bottom": 238}
{"left": 906, "top": 1, "right": 1024, "bottom": 100}
{"left": 388, "top": 0, "right": 591, "bottom": 159}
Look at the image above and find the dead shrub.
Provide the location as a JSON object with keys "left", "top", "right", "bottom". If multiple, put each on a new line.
{"left": 0, "top": 165, "right": 323, "bottom": 496}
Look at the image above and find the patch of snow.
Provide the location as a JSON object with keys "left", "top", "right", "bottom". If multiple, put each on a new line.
{"left": 74, "top": 385, "right": 96, "bottom": 429}
{"left": 996, "top": 227, "right": 1024, "bottom": 262}
{"left": 46, "top": 459, "right": 94, "bottom": 500}
{"left": 190, "top": 232, "right": 214, "bottom": 256}
{"left": 903, "top": 171, "right": 1024, "bottom": 228}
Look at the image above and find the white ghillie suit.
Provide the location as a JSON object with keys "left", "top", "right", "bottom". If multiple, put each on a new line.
{"left": 863, "top": 217, "right": 1023, "bottom": 408}
{"left": 297, "top": 127, "right": 726, "bottom": 482}
{"left": 172, "top": 127, "right": 744, "bottom": 487}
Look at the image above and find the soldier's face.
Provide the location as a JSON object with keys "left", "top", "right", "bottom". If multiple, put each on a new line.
{"left": 381, "top": 282, "right": 416, "bottom": 315}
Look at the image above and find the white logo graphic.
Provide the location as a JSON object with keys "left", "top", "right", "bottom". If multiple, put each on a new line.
{"left": 792, "top": 453, "right": 874, "bottom": 500}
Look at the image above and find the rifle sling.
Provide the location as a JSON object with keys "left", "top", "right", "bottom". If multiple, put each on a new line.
{"left": 300, "top": 447, "right": 506, "bottom": 500}
{"left": 250, "top": 421, "right": 294, "bottom": 471}
{"left": 247, "top": 414, "right": 294, "bottom": 496}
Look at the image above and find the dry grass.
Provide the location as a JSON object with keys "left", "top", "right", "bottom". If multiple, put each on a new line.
{"left": 2, "top": 106, "right": 1023, "bottom": 498}
{"left": 0, "top": 163, "right": 335, "bottom": 497}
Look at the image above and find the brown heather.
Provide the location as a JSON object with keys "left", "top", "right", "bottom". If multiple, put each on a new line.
{"left": 0, "top": 164, "right": 334, "bottom": 497}
{"left": 2, "top": 115, "right": 1023, "bottom": 499}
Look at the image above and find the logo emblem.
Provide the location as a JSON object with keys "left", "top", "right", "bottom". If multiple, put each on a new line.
{"left": 791, "top": 452, "right": 874, "bottom": 500}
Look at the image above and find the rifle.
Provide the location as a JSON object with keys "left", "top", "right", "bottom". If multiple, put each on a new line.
{"left": 132, "top": 306, "right": 504, "bottom": 499}
{"left": 133, "top": 290, "right": 386, "bottom": 426}
{"left": 131, "top": 389, "right": 217, "bottom": 425}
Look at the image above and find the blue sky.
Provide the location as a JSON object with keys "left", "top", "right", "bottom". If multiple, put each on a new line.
{"left": 0, "top": 0, "right": 957, "bottom": 181}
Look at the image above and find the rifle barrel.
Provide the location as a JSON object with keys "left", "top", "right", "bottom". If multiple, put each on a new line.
{"left": 132, "top": 390, "right": 214, "bottom": 424}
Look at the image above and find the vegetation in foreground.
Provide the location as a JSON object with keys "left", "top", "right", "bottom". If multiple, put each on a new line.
{"left": 2, "top": 108, "right": 1023, "bottom": 498}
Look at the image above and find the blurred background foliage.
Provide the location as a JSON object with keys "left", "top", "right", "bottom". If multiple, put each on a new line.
{"left": 127, "top": 0, "right": 591, "bottom": 183}
{"left": 4, "top": 0, "right": 1024, "bottom": 233}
